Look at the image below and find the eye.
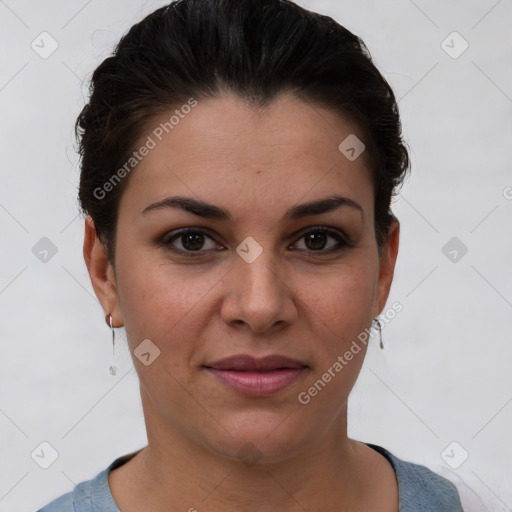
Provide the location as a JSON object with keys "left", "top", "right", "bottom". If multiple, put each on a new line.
{"left": 161, "top": 226, "right": 351, "bottom": 257}
{"left": 163, "top": 229, "right": 221, "bottom": 254}
{"left": 290, "top": 227, "right": 350, "bottom": 252}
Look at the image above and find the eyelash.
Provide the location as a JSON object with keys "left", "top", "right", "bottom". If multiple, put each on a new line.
{"left": 160, "top": 226, "right": 353, "bottom": 258}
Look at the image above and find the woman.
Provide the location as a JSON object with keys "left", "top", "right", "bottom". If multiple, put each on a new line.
{"left": 38, "top": 0, "right": 464, "bottom": 510}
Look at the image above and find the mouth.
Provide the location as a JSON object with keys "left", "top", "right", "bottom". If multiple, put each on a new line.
{"left": 203, "top": 354, "right": 308, "bottom": 397}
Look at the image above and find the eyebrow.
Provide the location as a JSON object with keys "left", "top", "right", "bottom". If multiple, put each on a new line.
{"left": 141, "top": 194, "right": 364, "bottom": 221}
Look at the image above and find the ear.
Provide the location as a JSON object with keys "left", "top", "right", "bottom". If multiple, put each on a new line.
{"left": 373, "top": 218, "right": 400, "bottom": 318}
{"left": 83, "top": 216, "right": 123, "bottom": 327}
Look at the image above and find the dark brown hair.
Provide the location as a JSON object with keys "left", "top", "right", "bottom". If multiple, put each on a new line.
{"left": 76, "top": 0, "right": 410, "bottom": 264}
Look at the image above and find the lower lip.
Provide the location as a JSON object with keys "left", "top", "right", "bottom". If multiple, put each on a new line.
{"left": 204, "top": 368, "right": 306, "bottom": 397}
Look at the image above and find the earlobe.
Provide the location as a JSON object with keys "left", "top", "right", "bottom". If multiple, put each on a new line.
{"left": 374, "top": 219, "right": 400, "bottom": 317}
{"left": 83, "top": 216, "right": 121, "bottom": 326}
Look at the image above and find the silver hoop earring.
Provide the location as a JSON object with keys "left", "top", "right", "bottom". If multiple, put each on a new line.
{"left": 373, "top": 318, "right": 384, "bottom": 350}
{"left": 108, "top": 314, "right": 117, "bottom": 376}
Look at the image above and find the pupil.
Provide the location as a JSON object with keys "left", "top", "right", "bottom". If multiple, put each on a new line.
{"left": 183, "top": 232, "right": 204, "bottom": 251}
{"left": 306, "top": 232, "right": 326, "bottom": 250}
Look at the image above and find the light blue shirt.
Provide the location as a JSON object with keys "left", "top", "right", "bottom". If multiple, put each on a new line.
{"left": 36, "top": 443, "right": 464, "bottom": 511}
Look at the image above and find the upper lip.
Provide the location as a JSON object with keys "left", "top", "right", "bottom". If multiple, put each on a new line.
{"left": 204, "top": 354, "right": 307, "bottom": 371}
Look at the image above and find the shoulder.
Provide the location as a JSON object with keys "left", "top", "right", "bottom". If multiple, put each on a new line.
{"left": 35, "top": 467, "right": 108, "bottom": 512}
{"left": 365, "top": 443, "right": 465, "bottom": 511}
{"left": 36, "top": 450, "right": 141, "bottom": 512}
{"left": 36, "top": 490, "right": 75, "bottom": 511}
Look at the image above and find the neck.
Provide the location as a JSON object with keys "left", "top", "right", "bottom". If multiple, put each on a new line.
{"left": 110, "top": 392, "right": 368, "bottom": 511}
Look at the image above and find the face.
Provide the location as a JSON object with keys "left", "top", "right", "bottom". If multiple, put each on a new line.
{"left": 85, "top": 93, "right": 399, "bottom": 463}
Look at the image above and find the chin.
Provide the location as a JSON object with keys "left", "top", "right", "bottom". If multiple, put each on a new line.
{"left": 205, "top": 414, "right": 311, "bottom": 466}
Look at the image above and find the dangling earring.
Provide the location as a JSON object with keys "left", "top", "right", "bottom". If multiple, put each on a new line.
{"left": 373, "top": 318, "right": 384, "bottom": 349}
{"left": 108, "top": 314, "right": 117, "bottom": 376}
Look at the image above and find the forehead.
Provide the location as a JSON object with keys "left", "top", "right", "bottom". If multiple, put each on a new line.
{"left": 119, "top": 93, "right": 373, "bottom": 219}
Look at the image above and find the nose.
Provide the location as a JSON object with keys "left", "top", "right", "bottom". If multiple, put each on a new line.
{"left": 220, "top": 247, "right": 298, "bottom": 334}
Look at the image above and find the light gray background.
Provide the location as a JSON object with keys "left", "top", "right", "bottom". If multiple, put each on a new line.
{"left": 1, "top": 1, "right": 511, "bottom": 511}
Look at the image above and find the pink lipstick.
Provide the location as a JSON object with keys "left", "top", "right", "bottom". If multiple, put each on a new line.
{"left": 203, "top": 354, "right": 307, "bottom": 397}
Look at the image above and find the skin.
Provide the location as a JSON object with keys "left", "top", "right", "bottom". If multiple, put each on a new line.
{"left": 84, "top": 93, "right": 400, "bottom": 511}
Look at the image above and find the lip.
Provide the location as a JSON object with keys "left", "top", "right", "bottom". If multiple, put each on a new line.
{"left": 203, "top": 354, "right": 308, "bottom": 397}
{"left": 205, "top": 354, "right": 306, "bottom": 371}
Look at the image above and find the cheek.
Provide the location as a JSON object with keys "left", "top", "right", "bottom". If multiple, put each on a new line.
{"left": 115, "top": 247, "right": 222, "bottom": 354}
{"left": 295, "top": 264, "right": 376, "bottom": 415}
{"left": 304, "top": 259, "right": 377, "bottom": 338}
